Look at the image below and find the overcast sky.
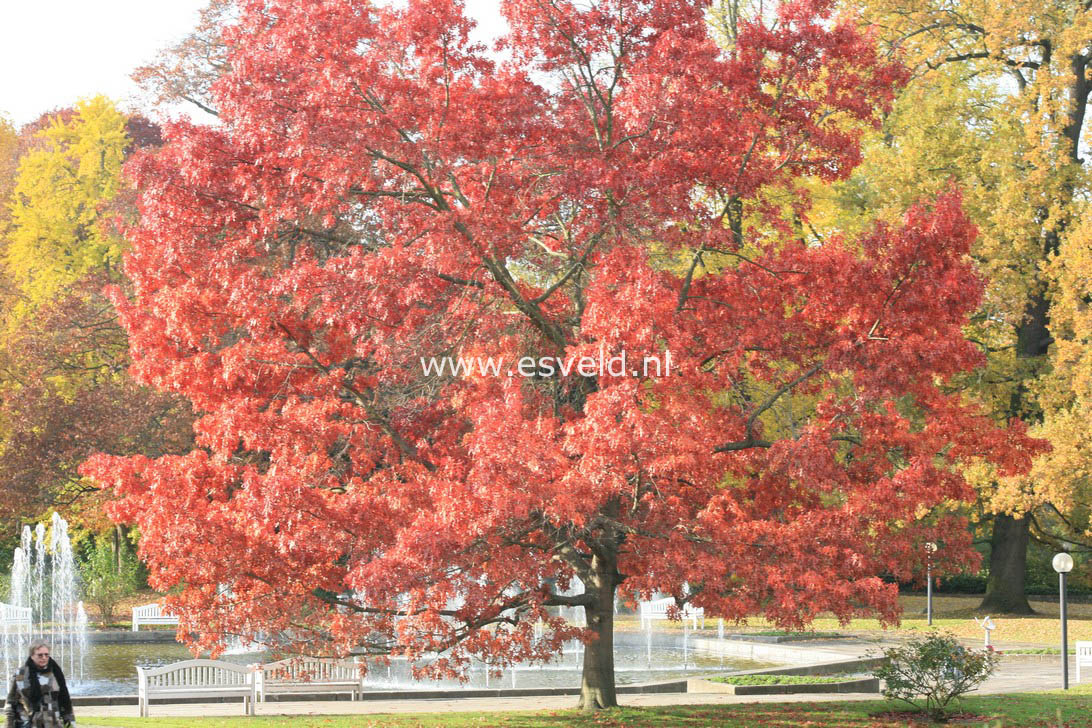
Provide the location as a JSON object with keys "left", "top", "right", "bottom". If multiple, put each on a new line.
{"left": 1, "top": 0, "right": 507, "bottom": 128}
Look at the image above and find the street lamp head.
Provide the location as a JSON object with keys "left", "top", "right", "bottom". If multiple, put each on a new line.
{"left": 924, "top": 542, "right": 938, "bottom": 553}
{"left": 1053, "top": 552, "right": 1074, "bottom": 574}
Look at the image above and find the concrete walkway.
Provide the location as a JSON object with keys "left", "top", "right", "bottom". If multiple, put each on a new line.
{"left": 74, "top": 649, "right": 1079, "bottom": 720}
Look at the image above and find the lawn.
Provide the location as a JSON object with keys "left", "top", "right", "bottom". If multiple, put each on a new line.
{"left": 77, "top": 686, "right": 1092, "bottom": 727}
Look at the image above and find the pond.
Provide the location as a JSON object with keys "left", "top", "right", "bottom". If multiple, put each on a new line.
{"left": 66, "top": 630, "right": 772, "bottom": 696}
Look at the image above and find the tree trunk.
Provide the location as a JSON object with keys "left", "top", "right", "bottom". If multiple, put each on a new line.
{"left": 978, "top": 281, "right": 1051, "bottom": 615}
{"left": 979, "top": 514, "right": 1034, "bottom": 614}
{"left": 113, "top": 524, "right": 122, "bottom": 574}
{"left": 577, "top": 555, "right": 618, "bottom": 710}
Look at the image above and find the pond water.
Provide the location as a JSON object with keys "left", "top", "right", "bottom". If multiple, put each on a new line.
{"left": 66, "top": 631, "right": 770, "bottom": 696}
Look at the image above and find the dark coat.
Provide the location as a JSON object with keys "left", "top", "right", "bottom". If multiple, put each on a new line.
{"left": 4, "top": 660, "right": 73, "bottom": 728}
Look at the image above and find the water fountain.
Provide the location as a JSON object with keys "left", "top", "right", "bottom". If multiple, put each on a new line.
{"left": 0, "top": 540, "right": 766, "bottom": 695}
{"left": 2, "top": 513, "right": 88, "bottom": 685}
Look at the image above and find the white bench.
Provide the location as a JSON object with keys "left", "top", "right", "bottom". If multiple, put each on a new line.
{"left": 0, "top": 602, "right": 31, "bottom": 631}
{"left": 137, "top": 659, "right": 256, "bottom": 717}
{"left": 639, "top": 596, "right": 705, "bottom": 629}
{"left": 132, "top": 603, "right": 180, "bottom": 631}
{"left": 255, "top": 657, "right": 364, "bottom": 701}
{"left": 1077, "top": 641, "right": 1092, "bottom": 683}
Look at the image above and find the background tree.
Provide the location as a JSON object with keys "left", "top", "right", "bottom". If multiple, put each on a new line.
{"left": 83, "top": 0, "right": 1039, "bottom": 710}
{"left": 82, "top": 533, "right": 141, "bottom": 625}
{"left": 848, "top": 0, "right": 1092, "bottom": 613}
{"left": 0, "top": 98, "right": 194, "bottom": 541}
{"left": 131, "top": 0, "right": 231, "bottom": 119}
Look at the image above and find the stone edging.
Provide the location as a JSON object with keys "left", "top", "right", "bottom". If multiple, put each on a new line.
{"left": 687, "top": 676, "right": 880, "bottom": 695}
{"left": 726, "top": 634, "right": 847, "bottom": 644}
{"left": 87, "top": 630, "right": 179, "bottom": 644}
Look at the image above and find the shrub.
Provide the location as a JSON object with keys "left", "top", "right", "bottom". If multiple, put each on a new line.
{"left": 872, "top": 632, "right": 999, "bottom": 722}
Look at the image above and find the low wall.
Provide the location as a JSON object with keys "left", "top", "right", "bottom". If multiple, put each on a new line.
{"left": 87, "top": 630, "right": 178, "bottom": 644}
{"left": 687, "top": 676, "right": 880, "bottom": 695}
{"left": 691, "top": 637, "right": 857, "bottom": 666}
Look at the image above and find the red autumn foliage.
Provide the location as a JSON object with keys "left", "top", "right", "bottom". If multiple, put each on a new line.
{"left": 82, "top": 0, "right": 1043, "bottom": 708}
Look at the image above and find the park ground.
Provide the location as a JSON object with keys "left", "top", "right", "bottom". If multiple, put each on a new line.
{"left": 79, "top": 591, "right": 1088, "bottom": 726}
{"left": 75, "top": 685, "right": 1092, "bottom": 727}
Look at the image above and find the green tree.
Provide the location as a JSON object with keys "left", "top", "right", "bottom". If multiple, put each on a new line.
{"left": 82, "top": 536, "right": 140, "bottom": 625}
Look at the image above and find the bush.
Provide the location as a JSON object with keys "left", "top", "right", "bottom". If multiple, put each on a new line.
{"left": 872, "top": 632, "right": 1000, "bottom": 722}
{"left": 82, "top": 538, "right": 140, "bottom": 625}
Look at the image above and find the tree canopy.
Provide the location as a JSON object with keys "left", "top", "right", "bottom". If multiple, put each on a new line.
{"left": 82, "top": 0, "right": 1040, "bottom": 709}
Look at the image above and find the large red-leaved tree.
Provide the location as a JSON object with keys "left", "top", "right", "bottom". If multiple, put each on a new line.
{"left": 83, "top": 0, "right": 1041, "bottom": 709}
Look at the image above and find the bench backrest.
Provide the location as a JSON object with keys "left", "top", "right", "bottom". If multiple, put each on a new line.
{"left": 0, "top": 603, "right": 31, "bottom": 628}
{"left": 259, "top": 657, "right": 361, "bottom": 683}
{"left": 640, "top": 597, "right": 702, "bottom": 616}
{"left": 640, "top": 597, "right": 674, "bottom": 615}
{"left": 133, "top": 603, "right": 176, "bottom": 618}
{"left": 1077, "top": 641, "right": 1092, "bottom": 662}
{"left": 138, "top": 659, "right": 252, "bottom": 689}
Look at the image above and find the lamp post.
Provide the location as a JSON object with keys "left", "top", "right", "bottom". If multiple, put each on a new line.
{"left": 925, "top": 542, "right": 937, "bottom": 627}
{"left": 1053, "top": 552, "right": 1074, "bottom": 690}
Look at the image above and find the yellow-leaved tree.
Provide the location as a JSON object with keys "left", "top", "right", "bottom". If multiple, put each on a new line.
{"left": 837, "top": 0, "right": 1092, "bottom": 612}
{"left": 5, "top": 97, "right": 129, "bottom": 320}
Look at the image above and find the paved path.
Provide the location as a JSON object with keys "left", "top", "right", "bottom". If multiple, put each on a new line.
{"left": 74, "top": 639, "right": 1079, "bottom": 720}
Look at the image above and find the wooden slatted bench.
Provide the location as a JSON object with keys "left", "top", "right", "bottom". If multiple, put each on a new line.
{"left": 131, "top": 603, "right": 180, "bottom": 631}
{"left": 137, "top": 659, "right": 256, "bottom": 717}
{"left": 255, "top": 657, "right": 364, "bottom": 701}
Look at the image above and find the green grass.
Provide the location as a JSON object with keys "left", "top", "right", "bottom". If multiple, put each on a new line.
{"left": 708, "top": 673, "right": 851, "bottom": 685}
{"left": 78, "top": 685, "right": 1092, "bottom": 727}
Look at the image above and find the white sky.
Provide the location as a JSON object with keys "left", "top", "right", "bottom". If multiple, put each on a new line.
{"left": 0, "top": 0, "right": 507, "bottom": 128}
{"left": 1, "top": 0, "right": 209, "bottom": 127}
